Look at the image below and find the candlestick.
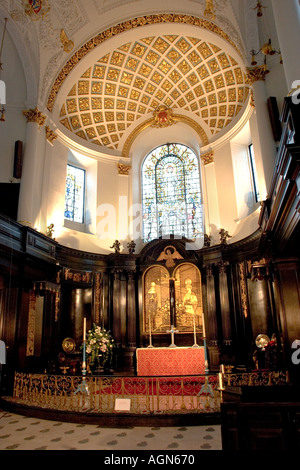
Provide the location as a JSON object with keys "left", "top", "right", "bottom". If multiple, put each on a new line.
{"left": 83, "top": 317, "right": 86, "bottom": 341}
{"left": 218, "top": 372, "right": 224, "bottom": 390}
{"left": 82, "top": 317, "right": 86, "bottom": 377}
{"left": 74, "top": 317, "right": 89, "bottom": 397}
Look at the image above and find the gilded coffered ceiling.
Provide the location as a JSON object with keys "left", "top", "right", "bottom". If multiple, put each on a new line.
{"left": 58, "top": 34, "right": 250, "bottom": 151}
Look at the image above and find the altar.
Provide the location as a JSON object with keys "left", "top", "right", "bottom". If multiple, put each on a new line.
{"left": 136, "top": 347, "right": 206, "bottom": 376}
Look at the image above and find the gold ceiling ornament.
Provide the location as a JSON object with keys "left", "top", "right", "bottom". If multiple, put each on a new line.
{"left": 204, "top": 0, "right": 216, "bottom": 21}
{"left": 45, "top": 125, "right": 58, "bottom": 144}
{"left": 121, "top": 114, "right": 209, "bottom": 159}
{"left": 152, "top": 105, "right": 175, "bottom": 128}
{"left": 23, "top": 0, "right": 50, "bottom": 21}
{"left": 47, "top": 13, "right": 244, "bottom": 113}
{"left": 249, "top": 89, "right": 255, "bottom": 108}
{"left": 23, "top": 107, "right": 46, "bottom": 126}
{"left": 60, "top": 29, "right": 74, "bottom": 53}
{"left": 0, "top": 17, "right": 8, "bottom": 71}
{"left": 117, "top": 162, "right": 131, "bottom": 175}
{"left": 254, "top": 1, "right": 266, "bottom": 17}
{"left": 201, "top": 150, "right": 214, "bottom": 165}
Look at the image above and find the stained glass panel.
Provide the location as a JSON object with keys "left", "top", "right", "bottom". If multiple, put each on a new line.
{"left": 64, "top": 164, "right": 85, "bottom": 223}
{"left": 142, "top": 143, "right": 203, "bottom": 242}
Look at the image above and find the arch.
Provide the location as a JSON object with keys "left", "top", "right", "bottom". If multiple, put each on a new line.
{"left": 121, "top": 114, "right": 209, "bottom": 159}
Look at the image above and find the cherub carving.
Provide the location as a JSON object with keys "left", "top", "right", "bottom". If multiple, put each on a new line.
{"left": 157, "top": 245, "right": 183, "bottom": 268}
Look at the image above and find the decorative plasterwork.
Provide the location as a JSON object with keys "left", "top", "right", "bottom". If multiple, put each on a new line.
{"left": 47, "top": 13, "right": 246, "bottom": 113}
{"left": 57, "top": 30, "right": 249, "bottom": 152}
{"left": 23, "top": 107, "right": 46, "bottom": 126}
{"left": 121, "top": 113, "right": 209, "bottom": 159}
{"left": 201, "top": 150, "right": 214, "bottom": 165}
{"left": 117, "top": 163, "right": 131, "bottom": 175}
{"left": 45, "top": 125, "right": 58, "bottom": 144}
{"left": 204, "top": 0, "right": 216, "bottom": 21}
{"left": 152, "top": 105, "right": 175, "bottom": 128}
{"left": 23, "top": 0, "right": 50, "bottom": 21}
{"left": 246, "top": 65, "right": 268, "bottom": 84}
{"left": 60, "top": 29, "right": 74, "bottom": 53}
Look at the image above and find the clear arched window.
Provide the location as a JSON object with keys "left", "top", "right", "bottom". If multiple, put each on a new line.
{"left": 142, "top": 143, "right": 203, "bottom": 242}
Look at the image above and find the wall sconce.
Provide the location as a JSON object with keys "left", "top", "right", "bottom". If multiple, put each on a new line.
{"left": 250, "top": 39, "right": 281, "bottom": 72}
{"left": 0, "top": 106, "right": 5, "bottom": 121}
{"left": 254, "top": 1, "right": 266, "bottom": 17}
{"left": 250, "top": 2, "right": 282, "bottom": 73}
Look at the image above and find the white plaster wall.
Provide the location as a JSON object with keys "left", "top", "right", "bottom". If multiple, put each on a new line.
{"left": 44, "top": 120, "right": 264, "bottom": 253}
{"left": 0, "top": 26, "right": 27, "bottom": 183}
{"left": 41, "top": 139, "right": 68, "bottom": 237}
{"left": 231, "top": 142, "right": 256, "bottom": 221}
{"left": 214, "top": 143, "right": 238, "bottom": 240}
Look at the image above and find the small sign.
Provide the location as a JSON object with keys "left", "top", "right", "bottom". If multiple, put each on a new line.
{"left": 114, "top": 398, "right": 131, "bottom": 411}
{"left": 0, "top": 340, "right": 6, "bottom": 364}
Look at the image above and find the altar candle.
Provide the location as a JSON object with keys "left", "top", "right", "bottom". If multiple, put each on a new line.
{"left": 83, "top": 317, "right": 86, "bottom": 341}
{"left": 218, "top": 372, "right": 224, "bottom": 390}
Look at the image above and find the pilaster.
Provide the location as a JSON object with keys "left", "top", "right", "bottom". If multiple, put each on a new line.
{"left": 17, "top": 107, "right": 47, "bottom": 229}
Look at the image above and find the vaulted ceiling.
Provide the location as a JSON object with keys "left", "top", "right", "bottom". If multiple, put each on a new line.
{"left": 58, "top": 34, "right": 250, "bottom": 151}
{"left": 0, "top": 0, "right": 257, "bottom": 155}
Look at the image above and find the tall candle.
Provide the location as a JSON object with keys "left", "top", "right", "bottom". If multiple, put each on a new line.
{"left": 83, "top": 317, "right": 86, "bottom": 341}
{"left": 218, "top": 372, "right": 224, "bottom": 390}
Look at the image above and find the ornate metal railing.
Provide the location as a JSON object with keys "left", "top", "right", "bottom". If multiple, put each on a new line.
{"left": 223, "top": 370, "right": 288, "bottom": 387}
{"left": 12, "top": 372, "right": 220, "bottom": 415}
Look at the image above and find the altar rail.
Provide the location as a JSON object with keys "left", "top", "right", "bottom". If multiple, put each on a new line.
{"left": 11, "top": 372, "right": 220, "bottom": 415}
{"left": 223, "top": 370, "right": 288, "bottom": 387}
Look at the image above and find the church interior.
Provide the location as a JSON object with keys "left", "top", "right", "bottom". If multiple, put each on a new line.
{"left": 0, "top": 0, "right": 300, "bottom": 451}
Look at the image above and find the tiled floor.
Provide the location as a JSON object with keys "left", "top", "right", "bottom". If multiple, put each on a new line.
{"left": 0, "top": 409, "right": 222, "bottom": 451}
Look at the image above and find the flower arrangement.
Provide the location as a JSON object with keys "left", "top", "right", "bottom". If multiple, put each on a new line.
{"left": 85, "top": 324, "right": 115, "bottom": 370}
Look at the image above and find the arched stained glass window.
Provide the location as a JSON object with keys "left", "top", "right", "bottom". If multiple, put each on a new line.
{"left": 142, "top": 143, "right": 203, "bottom": 242}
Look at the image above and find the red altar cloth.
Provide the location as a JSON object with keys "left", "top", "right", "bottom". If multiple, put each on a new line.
{"left": 136, "top": 347, "right": 205, "bottom": 376}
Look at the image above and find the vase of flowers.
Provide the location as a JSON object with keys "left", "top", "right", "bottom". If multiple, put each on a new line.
{"left": 84, "top": 324, "right": 115, "bottom": 373}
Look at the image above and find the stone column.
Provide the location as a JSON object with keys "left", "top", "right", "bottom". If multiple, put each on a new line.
{"left": 272, "top": 0, "right": 300, "bottom": 93}
{"left": 248, "top": 67, "right": 278, "bottom": 196}
{"left": 17, "top": 107, "right": 47, "bottom": 229}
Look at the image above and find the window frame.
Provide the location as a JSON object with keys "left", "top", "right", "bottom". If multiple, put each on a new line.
{"left": 248, "top": 143, "right": 260, "bottom": 203}
{"left": 141, "top": 143, "right": 203, "bottom": 242}
{"left": 64, "top": 163, "right": 86, "bottom": 225}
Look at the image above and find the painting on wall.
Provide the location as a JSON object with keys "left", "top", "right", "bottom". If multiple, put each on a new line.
{"left": 143, "top": 265, "right": 170, "bottom": 334}
{"left": 143, "top": 262, "right": 203, "bottom": 335}
{"left": 174, "top": 263, "right": 203, "bottom": 333}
